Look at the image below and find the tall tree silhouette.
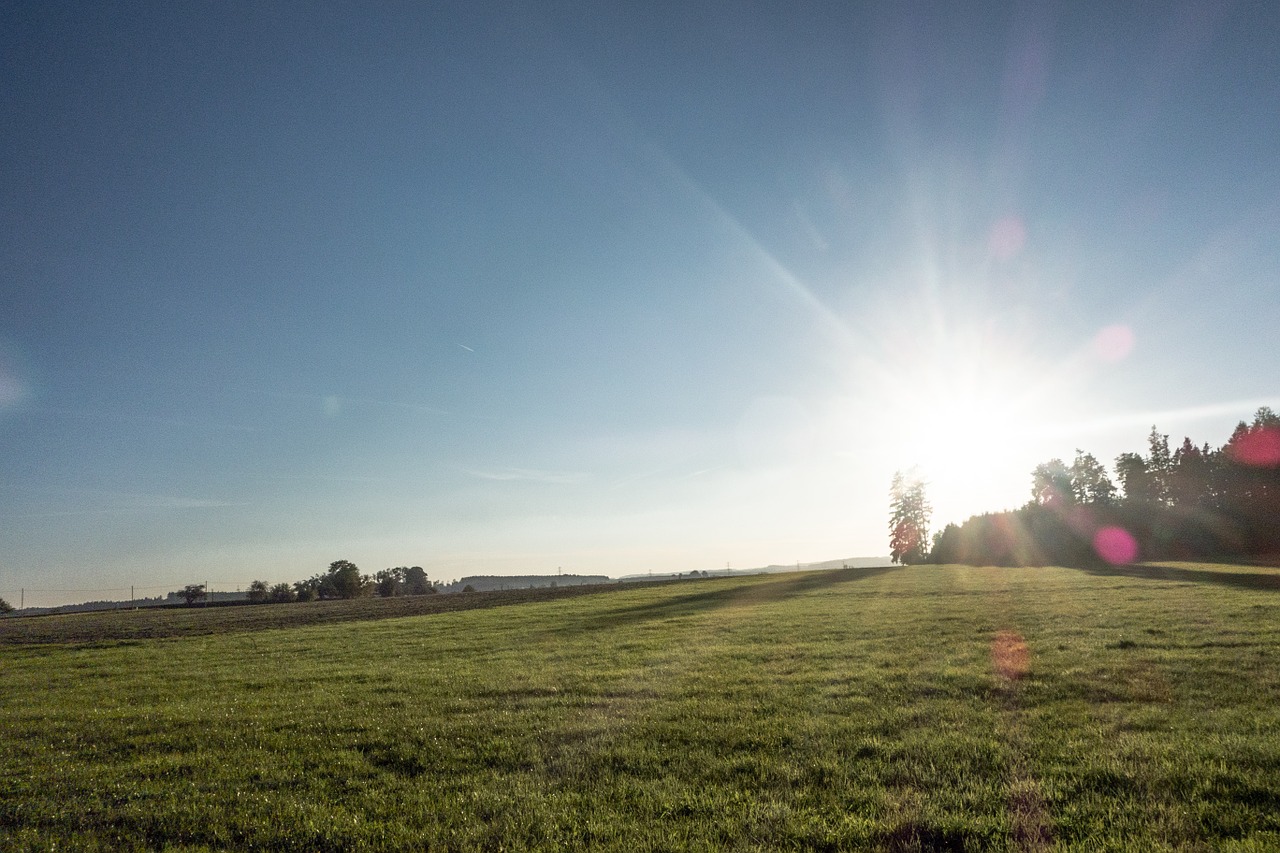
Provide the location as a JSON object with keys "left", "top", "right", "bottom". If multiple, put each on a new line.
{"left": 889, "top": 470, "right": 931, "bottom": 564}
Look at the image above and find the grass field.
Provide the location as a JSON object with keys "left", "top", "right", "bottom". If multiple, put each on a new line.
{"left": 4, "top": 563, "right": 1280, "bottom": 851}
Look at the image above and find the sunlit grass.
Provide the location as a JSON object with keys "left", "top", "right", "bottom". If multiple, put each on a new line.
{"left": 3, "top": 564, "right": 1280, "bottom": 850}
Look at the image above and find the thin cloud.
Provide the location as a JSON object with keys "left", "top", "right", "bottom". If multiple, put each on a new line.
{"left": 1045, "top": 396, "right": 1280, "bottom": 438}
{"left": 14, "top": 493, "right": 248, "bottom": 518}
{"left": 251, "top": 389, "right": 477, "bottom": 419}
{"left": 214, "top": 471, "right": 388, "bottom": 484}
{"left": 466, "top": 467, "right": 591, "bottom": 484}
{"left": 34, "top": 406, "right": 257, "bottom": 433}
{"left": 131, "top": 495, "right": 247, "bottom": 509}
{"left": 676, "top": 466, "right": 723, "bottom": 481}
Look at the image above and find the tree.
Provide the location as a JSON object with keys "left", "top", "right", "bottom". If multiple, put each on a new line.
{"left": 929, "top": 523, "right": 961, "bottom": 564}
{"left": 326, "top": 560, "right": 366, "bottom": 599}
{"left": 246, "top": 580, "right": 270, "bottom": 604}
{"left": 1030, "top": 459, "right": 1074, "bottom": 507}
{"left": 1115, "top": 451, "right": 1154, "bottom": 505}
{"left": 179, "top": 584, "right": 206, "bottom": 606}
{"left": 403, "top": 566, "right": 433, "bottom": 595}
{"left": 889, "top": 469, "right": 931, "bottom": 564}
{"left": 1070, "top": 449, "right": 1116, "bottom": 506}
{"left": 269, "top": 582, "right": 296, "bottom": 603}
{"left": 1145, "top": 426, "right": 1173, "bottom": 506}
{"left": 1219, "top": 409, "right": 1280, "bottom": 552}
{"left": 373, "top": 568, "right": 419, "bottom": 594}
{"left": 293, "top": 578, "right": 318, "bottom": 602}
{"left": 0, "top": 597, "right": 13, "bottom": 614}
{"left": 1170, "top": 437, "right": 1212, "bottom": 509}
{"left": 375, "top": 567, "right": 405, "bottom": 598}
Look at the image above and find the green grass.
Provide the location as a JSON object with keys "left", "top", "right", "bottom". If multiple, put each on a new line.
{"left": 0, "top": 581, "right": 638, "bottom": 646}
{"left": 4, "top": 563, "right": 1280, "bottom": 851}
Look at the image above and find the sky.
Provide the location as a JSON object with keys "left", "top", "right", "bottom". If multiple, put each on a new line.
{"left": 3, "top": 2, "right": 1279, "bottom": 607}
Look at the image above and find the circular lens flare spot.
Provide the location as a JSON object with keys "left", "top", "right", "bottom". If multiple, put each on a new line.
{"left": 1094, "top": 526, "right": 1138, "bottom": 564}
{"left": 1230, "top": 427, "right": 1280, "bottom": 467}
{"left": 0, "top": 347, "right": 31, "bottom": 413}
{"left": 988, "top": 217, "right": 1027, "bottom": 261}
{"left": 0, "top": 370, "right": 23, "bottom": 408}
{"left": 1091, "top": 325, "right": 1135, "bottom": 362}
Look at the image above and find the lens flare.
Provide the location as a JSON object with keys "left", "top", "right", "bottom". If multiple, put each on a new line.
{"left": 988, "top": 217, "right": 1026, "bottom": 261}
{"left": 0, "top": 345, "right": 31, "bottom": 413}
{"left": 1094, "top": 526, "right": 1138, "bottom": 564}
{"left": 1090, "top": 324, "right": 1135, "bottom": 363}
{"left": 992, "top": 630, "right": 1030, "bottom": 679}
{"left": 1229, "top": 426, "right": 1280, "bottom": 467}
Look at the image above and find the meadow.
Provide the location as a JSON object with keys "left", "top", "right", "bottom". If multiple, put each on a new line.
{"left": 3, "top": 562, "right": 1280, "bottom": 851}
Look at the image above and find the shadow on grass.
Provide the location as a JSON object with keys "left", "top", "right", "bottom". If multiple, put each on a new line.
{"left": 563, "top": 565, "right": 901, "bottom": 634}
{"left": 1066, "top": 562, "right": 1280, "bottom": 593}
{"left": 1, "top": 567, "right": 902, "bottom": 647}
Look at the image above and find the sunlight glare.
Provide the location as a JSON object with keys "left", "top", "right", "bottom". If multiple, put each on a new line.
{"left": 866, "top": 330, "right": 1051, "bottom": 527}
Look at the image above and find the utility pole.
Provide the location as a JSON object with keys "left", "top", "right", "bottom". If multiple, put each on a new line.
{"left": 20, "top": 588, "right": 23, "bottom": 610}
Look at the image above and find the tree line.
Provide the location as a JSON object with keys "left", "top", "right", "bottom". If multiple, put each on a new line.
{"left": 175, "top": 561, "right": 437, "bottom": 606}
{"left": 891, "top": 407, "right": 1280, "bottom": 566}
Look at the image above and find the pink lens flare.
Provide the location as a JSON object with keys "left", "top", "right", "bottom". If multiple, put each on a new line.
{"left": 1230, "top": 426, "right": 1280, "bottom": 467}
{"left": 0, "top": 370, "right": 22, "bottom": 407}
{"left": 988, "top": 217, "right": 1027, "bottom": 261}
{"left": 0, "top": 349, "right": 30, "bottom": 409}
{"left": 1090, "top": 324, "right": 1135, "bottom": 362}
{"left": 1094, "top": 526, "right": 1138, "bottom": 565}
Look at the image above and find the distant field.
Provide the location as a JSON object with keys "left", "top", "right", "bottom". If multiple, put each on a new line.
{"left": 0, "top": 581, "right": 646, "bottom": 646}
{"left": 3, "top": 563, "right": 1280, "bottom": 851}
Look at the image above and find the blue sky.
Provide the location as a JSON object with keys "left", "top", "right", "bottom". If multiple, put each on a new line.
{"left": 3, "top": 2, "right": 1278, "bottom": 605}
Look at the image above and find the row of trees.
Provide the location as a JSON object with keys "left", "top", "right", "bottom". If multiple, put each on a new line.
{"left": 891, "top": 407, "right": 1280, "bottom": 566}
{"left": 0, "top": 597, "right": 12, "bottom": 614}
{"left": 252, "top": 561, "right": 436, "bottom": 603}
{"left": 175, "top": 561, "right": 437, "bottom": 606}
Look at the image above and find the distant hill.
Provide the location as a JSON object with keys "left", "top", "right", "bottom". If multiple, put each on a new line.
{"left": 10, "top": 596, "right": 168, "bottom": 617}
{"left": 12, "top": 590, "right": 250, "bottom": 617}
{"left": 437, "top": 574, "right": 613, "bottom": 594}
{"left": 759, "top": 556, "right": 893, "bottom": 573}
{"left": 618, "top": 556, "right": 893, "bottom": 582}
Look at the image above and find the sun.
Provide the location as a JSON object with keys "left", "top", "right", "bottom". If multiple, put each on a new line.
{"left": 865, "top": 331, "right": 1053, "bottom": 527}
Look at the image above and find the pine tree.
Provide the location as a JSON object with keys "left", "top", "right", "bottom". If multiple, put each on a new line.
{"left": 889, "top": 469, "right": 932, "bottom": 564}
{"left": 1146, "top": 426, "right": 1173, "bottom": 506}
{"left": 1070, "top": 449, "right": 1117, "bottom": 506}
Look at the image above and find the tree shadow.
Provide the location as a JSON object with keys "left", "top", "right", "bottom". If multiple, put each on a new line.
{"left": 1065, "top": 562, "right": 1280, "bottom": 593}
{"left": 559, "top": 565, "right": 902, "bottom": 635}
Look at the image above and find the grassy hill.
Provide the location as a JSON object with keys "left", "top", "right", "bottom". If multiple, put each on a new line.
{"left": 3, "top": 563, "right": 1280, "bottom": 850}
